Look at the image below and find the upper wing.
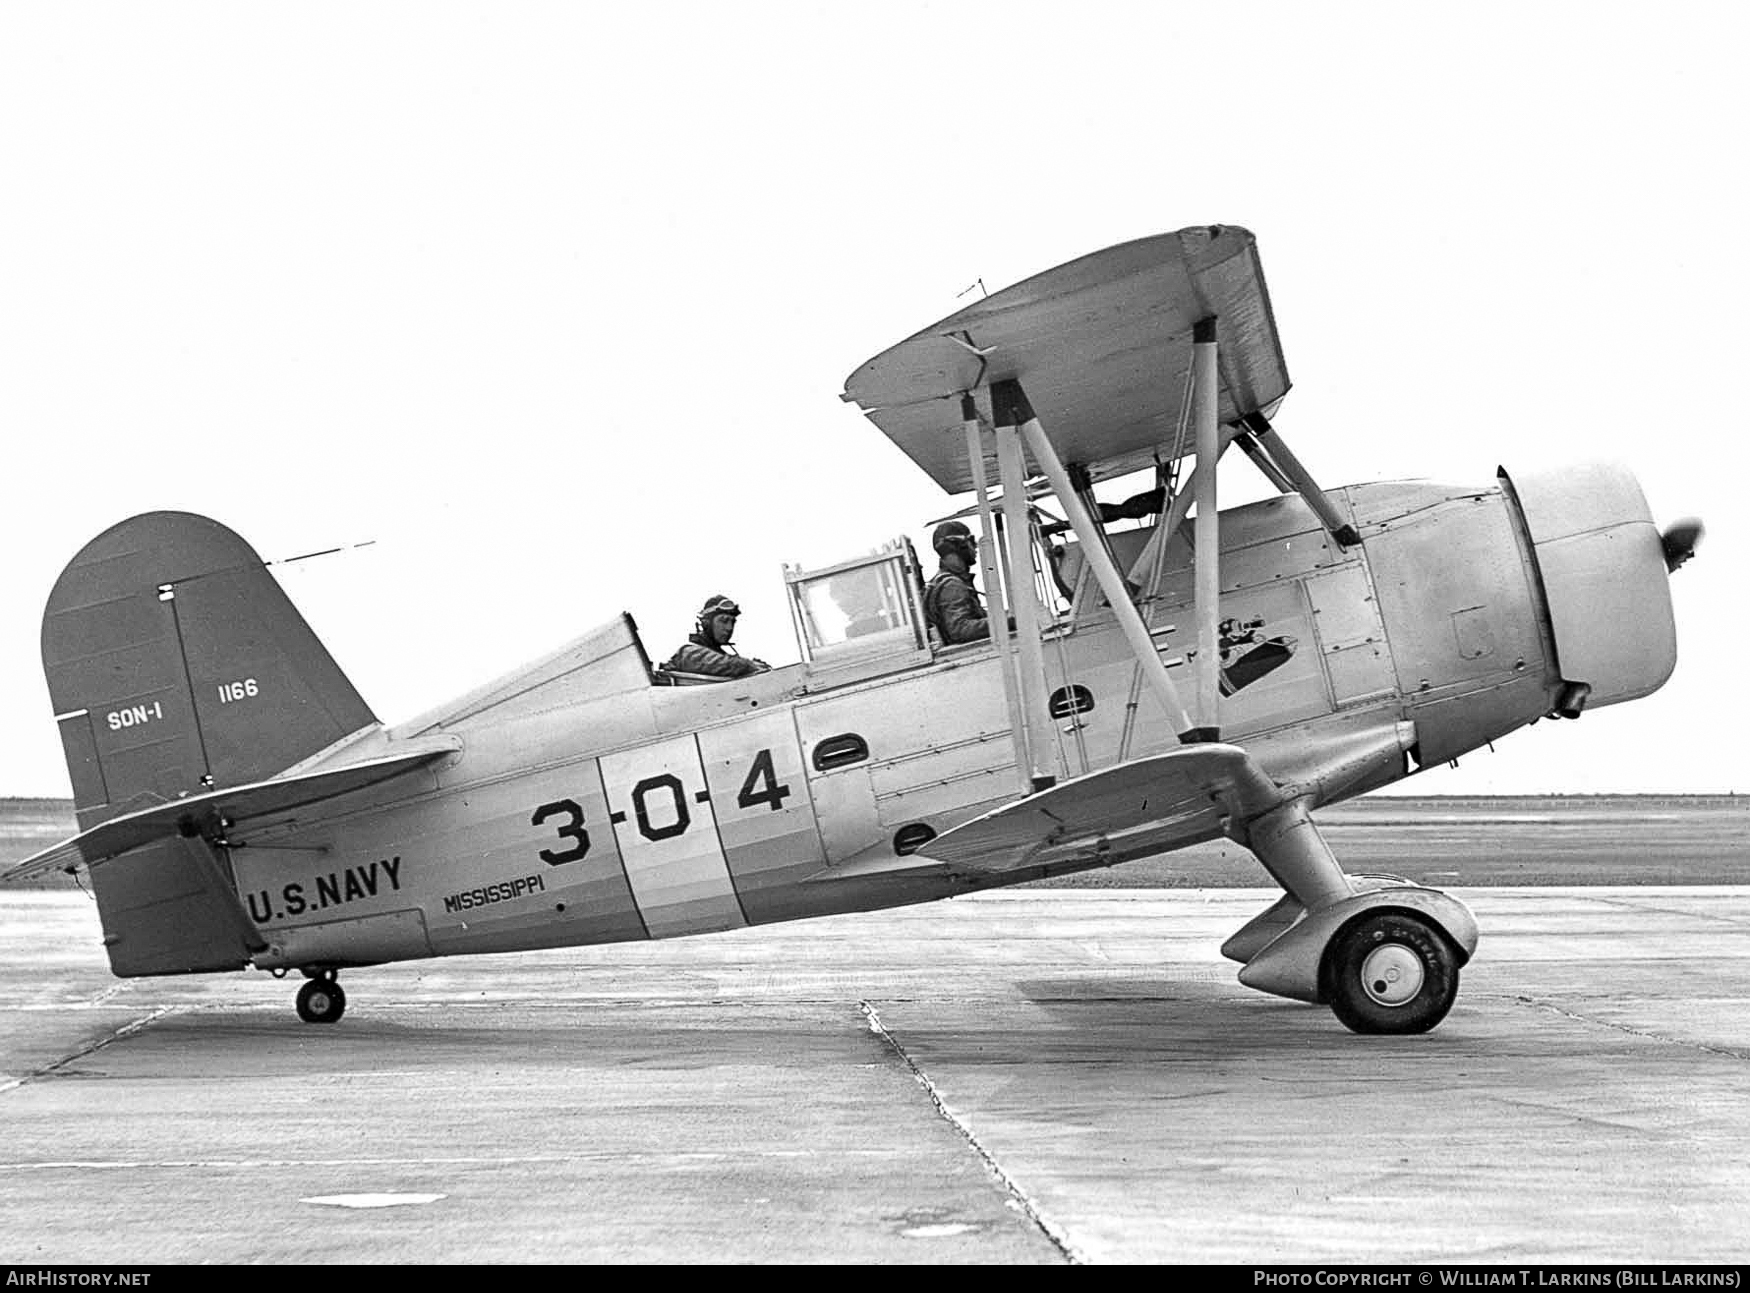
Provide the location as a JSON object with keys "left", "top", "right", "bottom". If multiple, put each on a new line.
{"left": 918, "top": 743, "right": 1281, "bottom": 874}
{"left": 841, "top": 226, "right": 1289, "bottom": 494}
{"left": 3, "top": 741, "right": 456, "bottom": 882}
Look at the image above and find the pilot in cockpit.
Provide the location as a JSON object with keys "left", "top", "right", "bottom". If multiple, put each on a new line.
{"left": 923, "top": 521, "right": 992, "bottom": 644}
{"left": 663, "top": 594, "right": 771, "bottom": 679}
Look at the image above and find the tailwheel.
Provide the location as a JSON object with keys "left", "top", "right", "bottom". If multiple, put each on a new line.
{"left": 1321, "top": 910, "right": 1459, "bottom": 1035}
{"left": 295, "top": 973, "right": 347, "bottom": 1024}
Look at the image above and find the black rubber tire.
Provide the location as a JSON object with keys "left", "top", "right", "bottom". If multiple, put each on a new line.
{"left": 1322, "top": 910, "right": 1459, "bottom": 1035}
{"left": 296, "top": 978, "right": 347, "bottom": 1024}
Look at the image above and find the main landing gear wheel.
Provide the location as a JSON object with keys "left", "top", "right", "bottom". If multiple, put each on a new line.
{"left": 1321, "top": 911, "right": 1459, "bottom": 1035}
{"left": 296, "top": 974, "right": 347, "bottom": 1024}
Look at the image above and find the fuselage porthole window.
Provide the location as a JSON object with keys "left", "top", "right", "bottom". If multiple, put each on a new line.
{"left": 893, "top": 823, "right": 937, "bottom": 856}
{"left": 812, "top": 733, "right": 869, "bottom": 772}
{"left": 1049, "top": 685, "right": 1095, "bottom": 719}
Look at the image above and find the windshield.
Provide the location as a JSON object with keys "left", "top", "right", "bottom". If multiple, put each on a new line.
{"left": 795, "top": 560, "right": 912, "bottom": 652}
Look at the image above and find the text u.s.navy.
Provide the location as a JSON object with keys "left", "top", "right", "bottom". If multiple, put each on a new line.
{"left": 243, "top": 856, "right": 403, "bottom": 924}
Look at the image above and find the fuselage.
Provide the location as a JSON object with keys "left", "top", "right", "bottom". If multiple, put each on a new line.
{"left": 229, "top": 463, "right": 1675, "bottom": 975}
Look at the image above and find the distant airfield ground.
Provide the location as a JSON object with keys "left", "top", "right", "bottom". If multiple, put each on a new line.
{"left": 1041, "top": 793, "right": 1750, "bottom": 888}
{"left": 4, "top": 794, "right": 1744, "bottom": 889}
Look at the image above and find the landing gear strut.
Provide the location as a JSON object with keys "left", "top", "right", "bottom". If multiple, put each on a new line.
{"left": 1230, "top": 797, "right": 1478, "bottom": 1034}
{"left": 295, "top": 969, "right": 346, "bottom": 1024}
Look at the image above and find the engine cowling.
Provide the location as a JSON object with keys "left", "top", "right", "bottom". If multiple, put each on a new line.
{"left": 1500, "top": 462, "right": 1677, "bottom": 715}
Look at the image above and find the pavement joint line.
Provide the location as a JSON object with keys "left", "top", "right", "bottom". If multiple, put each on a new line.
{"left": 1513, "top": 996, "right": 1748, "bottom": 1061}
{"left": 0, "top": 1150, "right": 916, "bottom": 1172}
{"left": 1583, "top": 892, "right": 1750, "bottom": 929}
{"left": 858, "top": 997, "right": 1085, "bottom": 1265}
{"left": 0, "top": 1004, "right": 176, "bottom": 1095}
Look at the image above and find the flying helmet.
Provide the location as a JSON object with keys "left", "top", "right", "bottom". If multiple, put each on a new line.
{"left": 932, "top": 520, "right": 976, "bottom": 555}
{"left": 697, "top": 595, "right": 742, "bottom": 643}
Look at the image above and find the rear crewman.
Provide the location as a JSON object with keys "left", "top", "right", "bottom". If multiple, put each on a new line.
{"left": 663, "top": 594, "right": 770, "bottom": 679}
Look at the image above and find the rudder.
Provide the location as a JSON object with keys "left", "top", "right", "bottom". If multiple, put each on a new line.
{"left": 43, "top": 512, "right": 376, "bottom": 831}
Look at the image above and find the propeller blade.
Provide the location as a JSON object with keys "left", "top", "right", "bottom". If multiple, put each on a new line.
{"left": 1662, "top": 518, "right": 1703, "bottom": 572}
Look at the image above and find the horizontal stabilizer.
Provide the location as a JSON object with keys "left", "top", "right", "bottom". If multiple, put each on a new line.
{"left": 919, "top": 744, "right": 1280, "bottom": 874}
{"left": 4, "top": 742, "right": 456, "bottom": 883}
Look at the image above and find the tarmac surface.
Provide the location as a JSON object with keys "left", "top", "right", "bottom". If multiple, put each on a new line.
{"left": 4, "top": 882, "right": 1750, "bottom": 1265}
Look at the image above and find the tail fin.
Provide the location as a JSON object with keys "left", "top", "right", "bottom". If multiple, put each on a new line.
{"left": 43, "top": 512, "right": 376, "bottom": 831}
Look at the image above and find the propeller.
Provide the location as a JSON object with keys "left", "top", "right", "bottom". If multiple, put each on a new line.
{"left": 1661, "top": 518, "right": 1704, "bottom": 573}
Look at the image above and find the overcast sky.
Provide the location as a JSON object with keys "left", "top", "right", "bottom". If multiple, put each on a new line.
{"left": 1, "top": 2, "right": 1742, "bottom": 797}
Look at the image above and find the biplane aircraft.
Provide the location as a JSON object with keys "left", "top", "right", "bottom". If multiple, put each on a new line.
{"left": 6, "top": 226, "right": 1700, "bottom": 1034}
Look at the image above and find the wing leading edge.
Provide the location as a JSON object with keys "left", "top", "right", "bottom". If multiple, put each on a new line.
{"left": 918, "top": 744, "right": 1281, "bottom": 875}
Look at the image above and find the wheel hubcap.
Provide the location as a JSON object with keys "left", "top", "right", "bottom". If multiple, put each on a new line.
{"left": 1359, "top": 943, "right": 1424, "bottom": 1007}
